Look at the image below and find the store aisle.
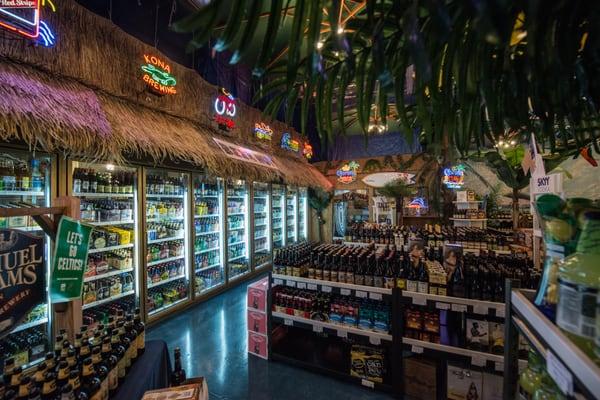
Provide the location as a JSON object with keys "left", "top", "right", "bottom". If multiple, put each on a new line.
{"left": 147, "top": 275, "right": 395, "bottom": 400}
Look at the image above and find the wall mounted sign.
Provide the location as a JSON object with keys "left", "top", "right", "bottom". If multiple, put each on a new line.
{"left": 50, "top": 217, "right": 93, "bottom": 303}
{"left": 336, "top": 161, "right": 360, "bottom": 184}
{"left": 407, "top": 197, "right": 427, "bottom": 209}
{"left": 0, "top": 0, "right": 56, "bottom": 47}
{"left": 213, "top": 137, "right": 277, "bottom": 169}
{"left": 254, "top": 122, "right": 273, "bottom": 140}
{"left": 303, "top": 143, "right": 313, "bottom": 160}
{"left": 141, "top": 54, "right": 177, "bottom": 96}
{"left": 362, "top": 172, "right": 415, "bottom": 188}
{"left": 281, "top": 132, "right": 299, "bottom": 152}
{"left": 0, "top": 229, "right": 46, "bottom": 339}
{"left": 442, "top": 165, "right": 465, "bottom": 189}
{"left": 214, "top": 88, "right": 237, "bottom": 131}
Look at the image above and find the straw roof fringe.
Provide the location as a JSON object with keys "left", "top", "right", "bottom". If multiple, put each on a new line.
{"left": 0, "top": 0, "right": 331, "bottom": 190}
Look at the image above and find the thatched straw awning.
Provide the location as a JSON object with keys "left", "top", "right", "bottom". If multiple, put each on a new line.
{"left": 0, "top": 60, "right": 331, "bottom": 189}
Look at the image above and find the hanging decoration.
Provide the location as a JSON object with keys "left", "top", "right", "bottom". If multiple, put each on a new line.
{"left": 214, "top": 88, "right": 236, "bottom": 130}
{"left": 280, "top": 132, "right": 299, "bottom": 152}
{"left": 0, "top": 0, "right": 56, "bottom": 47}
{"left": 442, "top": 165, "right": 466, "bottom": 189}
{"left": 254, "top": 122, "right": 273, "bottom": 140}
{"left": 336, "top": 161, "right": 360, "bottom": 184}
{"left": 141, "top": 54, "right": 177, "bottom": 96}
{"left": 303, "top": 143, "right": 313, "bottom": 160}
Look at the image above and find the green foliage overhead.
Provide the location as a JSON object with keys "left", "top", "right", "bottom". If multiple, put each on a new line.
{"left": 174, "top": 1, "right": 600, "bottom": 158}
{"left": 377, "top": 179, "right": 416, "bottom": 199}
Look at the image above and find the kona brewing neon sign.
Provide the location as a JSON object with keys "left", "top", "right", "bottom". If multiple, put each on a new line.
{"left": 214, "top": 88, "right": 236, "bottom": 130}
{"left": 141, "top": 54, "right": 177, "bottom": 95}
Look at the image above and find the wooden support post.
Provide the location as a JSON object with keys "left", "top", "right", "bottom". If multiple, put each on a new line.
{"left": 51, "top": 196, "right": 81, "bottom": 342}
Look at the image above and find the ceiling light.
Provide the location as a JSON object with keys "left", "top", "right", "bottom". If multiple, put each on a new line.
{"left": 510, "top": 140, "right": 516, "bottom": 145}
{"left": 337, "top": 26, "right": 344, "bottom": 34}
{"left": 316, "top": 41, "right": 324, "bottom": 50}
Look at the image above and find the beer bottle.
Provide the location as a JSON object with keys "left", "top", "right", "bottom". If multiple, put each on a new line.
{"left": 32, "top": 362, "right": 47, "bottom": 389}
{"left": 78, "top": 339, "right": 91, "bottom": 370}
{"left": 73, "top": 334, "right": 82, "bottom": 360}
{"left": 101, "top": 338, "right": 118, "bottom": 397}
{"left": 55, "top": 362, "right": 70, "bottom": 391}
{"left": 54, "top": 336, "right": 63, "bottom": 358}
{"left": 16, "top": 376, "right": 31, "bottom": 400}
{"left": 28, "top": 387, "right": 41, "bottom": 400}
{"left": 59, "top": 384, "right": 74, "bottom": 400}
{"left": 330, "top": 252, "right": 339, "bottom": 282}
{"left": 346, "top": 253, "right": 355, "bottom": 284}
{"left": 9, "top": 367, "right": 23, "bottom": 394}
{"left": 354, "top": 253, "right": 366, "bottom": 286}
{"left": 373, "top": 255, "right": 384, "bottom": 288}
{"left": 449, "top": 259, "right": 466, "bottom": 298}
{"left": 406, "top": 258, "right": 418, "bottom": 292}
{"left": 364, "top": 254, "right": 375, "bottom": 287}
{"left": 133, "top": 310, "right": 145, "bottom": 357}
{"left": 338, "top": 252, "right": 347, "bottom": 284}
{"left": 322, "top": 253, "right": 331, "bottom": 281}
{"left": 44, "top": 354, "right": 56, "bottom": 373}
{"left": 117, "top": 321, "right": 132, "bottom": 373}
{"left": 125, "top": 316, "right": 138, "bottom": 364}
{"left": 3, "top": 358, "right": 15, "bottom": 387}
{"left": 384, "top": 251, "right": 396, "bottom": 289}
{"left": 90, "top": 348, "right": 108, "bottom": 400}
{"left": 80, "top": 359, "right": 100, "bottom": 400}
{"left": 170, "top": 348, "right": 186, "bottom": 387}
{"left": 396, "top": 253, "right": 407, "bottom": 290}
{"left": 110, "top": 330, "right": 126, "bottom": 386}
{"left": 308, "top": 250, "right": 316, "bottom": 279}
{"left": 66, "top": 371, "right": 81, "bottom": 399}
{"left": 40, "top": 373, "right": 57, "bottom": 400}
{"left": 66, "top": 349, "right": 77, "bottom": 371}
{"left": 5, "top": 390, "right": 17, "bottom": 400}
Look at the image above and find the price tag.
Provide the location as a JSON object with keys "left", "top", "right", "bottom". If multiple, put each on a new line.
{"left": 495, "top": 362, "right": 504, "bottom": 372}
{"left": 337, "top": 330, "right": 348, "bottom": 338}
{"left": 297, "top": 282, "right": 307, "bottom": 289}
{"left": 273, "top": 279, "right": 283, "bottom": 286}
{"left": 411, "top": 345, "right": 424, "bottom": 354}
{"left": 547, "top": 351, "right": 573, "bottom": 395}
{"left": 286, "top": 280, "right": 296, "bottom": 288}
{"left": 284, "top": 319, "right": 293, "bottom": 326}
{"left": 451, "top": 304, "right": 468, "bottom": 313}
{"left": 495, "top": 306, "right": 506, "bottom": 318}
{"left": 369, "top": 336, "right": 381, "bottom": 346}
{"left": 340, "top": 288, "right": 351, "bottom": 296}
{"left": 435, "top": 302, "right": 450, "bottom": 310}
{"left": 361, "top": 379, "right": 375, "bottom": 389}
{"left": 471, "top": 355, "right": 487, "bottom": 367}
{"left": 312, "top": 324, "right": 323, "bottom": 333}
{"left": 355, "top": 291, "right": 367, "bottom": 298}
{"left": 473, "top": 304, "right": 488, "bottom": 315}
{"left": 307, "top": 283, "right": 318, "bottom": 291}
{"left": 369, "top": 292, "right": 382, "bottom": 301}
{"left": 412, "top": 296, "right": 427, "bottom": 306}
{"left": 321, "top": 285, "right": 332, "bottom": 293}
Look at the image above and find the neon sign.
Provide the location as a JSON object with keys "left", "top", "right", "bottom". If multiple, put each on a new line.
{"left": 407, "top": 197, "right": 427, "bottom": 209}
{"left": 336, "top": 161, "right": 360, "bottom": 184}
{"left": 0, "top": 0, "right": 56, "bottom": 47}
{"left": 214, "top": 88, "right": 236, "bottom": 130}
{"left": 303, "top": 143, "right": 313, "bottom": 159}
{"left": 213, "top": 137, "right": 276, "bottom": 169}
{"left": 281, "top": 132, "right": 299, "bottom": 152}
{"left": 141, "top": 54, "right": 177, "bottom": 96}
{"left": 254, "top": 122, "right": 272, "bottom": 140}
{"left": 442, "top": 165, "right": 465, "bottom": 189}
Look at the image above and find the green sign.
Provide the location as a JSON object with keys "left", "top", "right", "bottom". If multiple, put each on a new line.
{"left": 50, "top": 217, "right": 93, "bottom": 303}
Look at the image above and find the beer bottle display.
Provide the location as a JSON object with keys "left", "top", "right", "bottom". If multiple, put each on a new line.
{"left": 80, "top": 359, "right": 101, "bottom": 400}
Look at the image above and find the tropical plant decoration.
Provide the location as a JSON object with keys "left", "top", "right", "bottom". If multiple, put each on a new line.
{"left": 308, "top": 186, "right": 332, "bottom": 242}
{"left": 376, "top": 178, "right": 416, "bottom": 226}
{"left": 363, "top": 158, "right": 382, "bottom": 172}
{"left": 173, "top": 1, "right": 600, "bottom": 159}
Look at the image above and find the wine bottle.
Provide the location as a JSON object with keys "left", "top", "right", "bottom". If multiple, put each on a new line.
{"left": 170, "top": 348, "right": 186, "bottom": 387}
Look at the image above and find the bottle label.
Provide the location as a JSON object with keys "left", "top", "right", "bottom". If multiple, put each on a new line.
{"left": 406, "top": 280, "right": 418, "bottom": 292}
{"left": 323, "top": 270, "right": 330, "bottom": 281}
{"left": 556, "top": 278, "right": 597, "bottom": 340}
{"left": 331, "top": 271, "right": 338, "bottom": 282}
{"left": 118, "top": 358, "right": 126, "bottom": 379}
{"left": 315, "top": 269, "right": 323, "bottom": 280}
{"left": 364, "top": 276, "right": 374, "bottom": 287}
{"left": 384, "top": 277, "right": 395, "bottom": 289}
{"left": 396, "top": 278, "right": 406, "bottom": 290}
{"left": 373, "top": 277, "right": 384, "bottom": 288}
{"left": 308, "top": 267, "right": 315, "bottom": 279}
{"left": 137, "top": 332, "right": 145, "bottom": 350}
{"left": 109, "top": 367, "right": 118, "bottom": 390}
{"left": 346, "top": 272, "right": 354, "bottom": 284}
{"left": 417, "top": 281, "right": 429, "bottom": 294}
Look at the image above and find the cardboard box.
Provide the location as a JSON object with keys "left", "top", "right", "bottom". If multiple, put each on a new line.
{"left": 248, "top": 331, "right": 268, "bottom": 359}
{"left": 142, "top": 383, "right": 200, "bottom": 400}
{"left": 247, "top": 277, "right": 268, "bottom": 311}
{"left": 404, "top": 357, "right": 437, "bottom": 400}
{"left": 482, "top": 372, "right": 503, "bottom": 400}
{"left": 247, "top": 309, "right": 267, "bottom": 335}
{"left": 447, "top": 364, "right": 483, "bottom": 400}
{"left": 466, "top": 318, "right": 489, "bottom": 351}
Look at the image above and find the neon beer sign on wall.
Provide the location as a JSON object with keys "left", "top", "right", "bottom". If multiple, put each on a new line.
{"left": 254, "top": 122, "right": 273, "bottom": 140}
{"left": 281, "top": 132, "right": 299, "bottom": 152}
{"left": 214, "top": 88, "right": 237, "bottom": 130}
{"left": 442, "top": 165, "right": 465, "bottom": 189}
{"left": 337, "top": 161, "right": 360, "bottom": 184}
{"left": 0, "top": 0, "right": 56, "bottom": 47}
{"left": 141, "top": 54, "right": 177, "bottom": 95}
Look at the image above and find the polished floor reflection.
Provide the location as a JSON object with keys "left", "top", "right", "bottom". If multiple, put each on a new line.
{"left": 147, "top": 275, "right": 395, "bottom": 400}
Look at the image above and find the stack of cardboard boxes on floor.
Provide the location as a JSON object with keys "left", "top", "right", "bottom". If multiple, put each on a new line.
{"left": 247, "top": 278, "right": 269, "bottom": 359}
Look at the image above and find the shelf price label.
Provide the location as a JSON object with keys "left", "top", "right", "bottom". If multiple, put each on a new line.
{"left": 471, "top": 355, "right": 487, "bottom": 367}
{"left": 473, "top": 304, "right": 488, "bottom": 315}
{"left": 495, "top": 362, "right": 504, "bottom": 372}
{"left": 451, "top": 304, "right": 468, "bottom": 313}
{"left": 412, "top": 295, "right": 427, "bottom": 306}
{"left": 284, "top": 319, "right": 293, "bottom": 326}
{"left": 495, "top": 306, "right": 506, "bottom": 318}
{"left": 547, "top": 351, "right": 573, "bottom": 396}
{"left": 337, "top": 330, "right": 348, "bottom": 339}
{"left": 369, "top": 292, "right": 382, "bottom": 301}
{"left": 312, "top": 324, "right": 323, "bottom": 333}
{"left": 297, "top": 282, "right": 307, "bottom": 289}
{"left": 340, "top": 288, "right": 351, "bottom": 296}
{"left": 435, "top": 302, "right": 450, "bottom": 310}
{"left": 361, "top": 379, "right": 375, "bottom": 389}
{"left": 307, "top": 283, "right": 318, "bottom": 291}
{"left": 411, "top": 345, "right": 424, "bottom": 354}
{"left": 369, "top": 336, "right": 381, "bottom": 346}
{"left": 355, "top": 291, "right": 367, "bottom": 298}
{"left": 273, "top": 279, "right": 283, "bottom": 286}
{"left": 321, "top": 285, "right": 332, "bottom": 293}
{"left": 286, "top": 280, "right": 296, "bottom": 288}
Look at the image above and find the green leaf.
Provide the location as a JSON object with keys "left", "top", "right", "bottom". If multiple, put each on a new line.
{"left": 254, "top": 0, "right": 284, "bottom": 76}
{"left": 301, "top": 80, "right": 313, "bottom": 135}
{"left": 229, "top": 0, "right": 264, "bottom": 64}
{"left": 307, "top": 0, "right": 324, "bottom": 77}
{"left": 337, "top": 65, "right": 349, "bottom": 136}
{"left": 285, "top": 86, "right": 299, "bottom": 125}
{"left": 214, "top": 0, "right": 247, "bottom": 52}
{"left": 287, "top": 0, "right": 307, "bottom": 89}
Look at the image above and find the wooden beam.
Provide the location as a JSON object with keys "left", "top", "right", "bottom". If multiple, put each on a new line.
{"left": 0, "top": 206, "right": 65, "bottom": 218}
{"left": 31, "top": 214, "right": 57, "bottom": 240}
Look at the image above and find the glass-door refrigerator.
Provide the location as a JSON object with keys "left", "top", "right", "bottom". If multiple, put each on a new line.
{"left": 286, "top": 186, "right": 298, "bottom": 244}
{"left": 298, "top": 187, "right": 308, "bottom": 241}
{"left": 72, "top": 162, "right": 139, "bottom": 329}
{"left": 272, "top": 184, "right": 285, "bottom": 248}
{"left": 253, "top": 182, "right": 271, "bottom": 269}
{"left": 0, "top": 150, "right": 52, "bottom": 369}
{"left": 192, "top": 175, "right": 225, "bottom": 295}
{"left": 144, "top": 169, "right": 191, "bottom": 319}
{"left": 226, "top": 179, "right": 249, "bottom": 280}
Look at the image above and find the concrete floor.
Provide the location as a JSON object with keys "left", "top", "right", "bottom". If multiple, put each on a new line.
{"left": 147, "top": 275, "right": 395, "bottom": 400}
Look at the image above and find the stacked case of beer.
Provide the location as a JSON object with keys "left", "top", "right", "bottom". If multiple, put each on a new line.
{"left": 246, "top": 277, "right": 269, "bottom": 359}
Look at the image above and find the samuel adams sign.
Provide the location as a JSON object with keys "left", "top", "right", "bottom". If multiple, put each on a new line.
{"left": 0, "top": 229, "right": 45, "bottom": 339}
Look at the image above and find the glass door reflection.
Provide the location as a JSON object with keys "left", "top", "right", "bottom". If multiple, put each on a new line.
{"left": 227, "top": 179, "right": 249, "bottom": 279}
{"left": 253, "top": 182, "right": 271, "bottom": 269}
{"left": 271, "top": 184, "right": 285, "bottom": 248}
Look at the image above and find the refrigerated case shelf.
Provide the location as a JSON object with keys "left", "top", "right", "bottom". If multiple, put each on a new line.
{"left": 73, "top": 192, "right": 134, "bottom": 198}
{"left": 11, "top": 317, "right": 48, "bottom": 334}
{"left": 195, "top": 230, "right": 220, "bottom": 236}
{"left": 0, "top": 191, "right": 45, "bottom": 197}
{"left": 195, "top": 246, "right": 220, "bottom": 255}
{"left": 148, "top": 235, "right": 184, "bottom": 244}
{"left": 148, "top": 274, "right": 186, "bottom": 289}
{"left": 148, "top": 297, "right": 187, "bottom": 316}
{"left": 88, "top": 220, "right": 134, "bottom": 226}
{"left": 147, "top": 255, "right": 184, "bottom": 267}
{"left": 147, "top": 216, "right": 184, "bottom": 223}
{"left": 229, "top": 255, "right": 246, "bottom": 262}
{"left": 88, "top": 243, "right": 134, "bottom": 254}
{"left": 228, "top": 212, "right": 245, "bottom": 216}
{"left": 146, "top": 194, "right": 185, "bottom": 199}
{"left": 196, "top": 263, "right": 221, "bottom": 273}
{"left": 84, "top": 268, "right": 134, "bottom": 282}
{"left": 196, "top": 194, "right": 218, "bottom": 198}
{"left": 195, "top": 214, "right": 219, "bottom": 218}
{"left": 82, "top": 290, "right": 135, "bottom": 310}
{"left": 228, "top": 241, "right": 245, "bottom": 247}
{"left": 228, "top": 226, "right": 244, "bottom": 231}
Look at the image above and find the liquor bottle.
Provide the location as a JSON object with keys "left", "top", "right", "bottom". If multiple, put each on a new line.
{"left": 91, "top": 348, "right": 108, "bottom": 400}
{"left": 40, "top": 373, "right": 57, "bottom": 400}
{"left": 170, "top": 348, "right": 186, "bottom": 387}
{"left": 384, "top": 250, "right": 396, "bottom": 289}
{"left": 133, "top": 309, "right": 145, "bottom": 357}
{"left": 417, "top": 257, "right": 429, "bottom": 293}
{"left": 80, "top": 359, "right": 100, "bottom": 400}
{"left": 396, "top": 253, "right": 407, "bottom": 290}
{"left": 449, "top": 259, "right": 466, "bottom": 298}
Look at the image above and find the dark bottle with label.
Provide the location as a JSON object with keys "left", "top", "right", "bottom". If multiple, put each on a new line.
{"left": 101, "top": 338, "right": 118, "bottom": 397}
{"left": 396, "top": 254, "right": 407, "bottom": 290}
{"left": 346, "top": 253, "right": 355, "bottom": 284}
{"left": 322, "top": 254, "right": 331, "bottom": 281}
{"left": 110, "top": 329, "right": 126, "bottom": 386}
{"left": 170, "top": 348, "right": 186, "bottom": 387}
{"left": 32, "top": 362, "right": 47, "bottom": 390}
{"left": 417, "top": 257, "right": 429, "bottom": 293}
{"left": 66, "top": 371, "right": 81, "bottom": 400}
{"left": 16, "top": 376, "right": 31, "bottom": 400}
{"left": 91, "top": 348, "right": 108, "bottom": 400}
{"left": 354, "top": 253, "right": 365, "bottom": 286}
{"left": 406, "top": 259, "right": 419, "bottom": 292}
{"left": 384, "top": 249, "right": 396, "bottom": 289}
{"left": 330, "top": 252, "right": 339, "bottom": 282}
{"left": 364, "top": 254, "right": 375, "bottom": 287}
{"left": 133, "top": 309, "right": 145, "bottom": 357}
{"left": 80, "top": 359, "right": 100, "bottom": 400}
{"left": 59, "top": 384, "right": 74, "bottom": 400}
{"left": 55, "top": 362, "right": 69, "bottom": 391}
{"left": 449, "top": 260, "right": 466, "bottom": 298}
{"left": 373, "top": 255, "right": 385, "bottom": 288}
{"left": 40, "top": 373, "right": 57, "bottom": 400}
{"left": 28, "top": 387, "right": 41, "bottom": 400}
